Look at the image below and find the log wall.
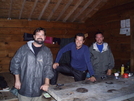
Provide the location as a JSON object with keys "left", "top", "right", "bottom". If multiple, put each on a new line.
{"left": 0, "top": 19, "right": 86, "bottom": 73}
{"left": 85, "top": 0, "right": 134, "bottom": 71}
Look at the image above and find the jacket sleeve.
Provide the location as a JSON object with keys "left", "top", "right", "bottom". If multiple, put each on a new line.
{"left": 55, "top": 42, "right": 72, "bottom": 63}
{"left": 89, "top": 46, "right": 94, "bottom": 64}
{"left": 10, "top": 47, "right": 23, "bottom": 75}
{"left": 44, "top": 49, "right": 54, "bottom": 79}
{"left": 108, "top": 47, "right": 115, "bottom": 69}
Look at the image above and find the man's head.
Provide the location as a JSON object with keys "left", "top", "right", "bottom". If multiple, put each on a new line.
{"left": 75, "top": 33, "right": 85, "bottom": 49}
{"left": 95, "top": 32, "right": 104, "bottom": 45}
{"left": 33, "top": 27, "right": 46, "bottom": 45}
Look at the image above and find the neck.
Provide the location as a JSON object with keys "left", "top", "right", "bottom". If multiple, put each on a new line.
{"left": 33, "top": 42, "right": 42, "bottom": 47}
{"left": 96, "top": 42, "right": 103, "bottom": 45}
{"left": 76, "top": 46, "right": 82, "bottom": 49}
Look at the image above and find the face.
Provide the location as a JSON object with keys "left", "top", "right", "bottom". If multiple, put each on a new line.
{"left": 95, "top": 33, "right": 104, "bottom": 45}
{"left": 75, "top": 36, "right": 85, "bottom": 48}
{"left": 34, "top": 30, "right": 46, "bottom": 45}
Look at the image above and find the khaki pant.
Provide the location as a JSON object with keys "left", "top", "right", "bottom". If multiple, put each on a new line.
{"left": 18, "top": 93, "right": 45, "bottom": 101}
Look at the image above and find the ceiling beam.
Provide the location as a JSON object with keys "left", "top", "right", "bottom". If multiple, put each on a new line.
{"left": 8, "top": 0, "right": 13, "bottom": 19}
{"left": 63, "top": 0, "right": 84, "bottom": 22}
{"left": 47, "top": 0, "right": 62, "bottom": 21}
{"left": 19, "top": 0, "right": 26, "bottom": 19}
{"left": 38, "top": 0, "right": 50, "bottom": 20}
{"left": 71, "top": 0, "right": 93, "bottom": 22}
{"left": 80, "top": 0, "right": 103, "bottom": 22}
{"left": 56, "top": 0, "right": 73, "bottom": 21}
{"left": 28, "top": 0, "right": 38, "bottom": 20}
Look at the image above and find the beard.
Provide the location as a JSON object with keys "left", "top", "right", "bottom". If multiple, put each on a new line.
{"left": 34, "top": 38, "right": 44, "bottom": 45}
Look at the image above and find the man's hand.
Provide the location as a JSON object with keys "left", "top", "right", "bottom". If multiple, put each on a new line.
{"left": 15, "top": 80, "right": 21, "bottom": 89}
{"left": 107, "top": 69, "right": 112, "bottom": 75}
{"left": 15, "top": 75, "right": 21, "bottom": 89}
{"left": 53, "top": 63, "right": 59, "bottom": 69}
{"left": 87, "top": 76, "right": 96, "bottom": 82}
{"left": 40, "top": 84, "right": 49, "bottom": 91}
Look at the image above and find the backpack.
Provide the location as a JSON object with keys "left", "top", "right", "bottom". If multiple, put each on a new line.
{"left": 0, "top": 76, "right": 8, "bottom": 89}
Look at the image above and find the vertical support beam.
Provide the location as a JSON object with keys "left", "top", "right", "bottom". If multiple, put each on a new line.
{"left": 130, "top": 16, "right": 134, "bottom": 72}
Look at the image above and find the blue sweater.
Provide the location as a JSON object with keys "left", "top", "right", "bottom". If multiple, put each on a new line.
{"left": 55, "top": 42, "right": 94, "bottom": 76}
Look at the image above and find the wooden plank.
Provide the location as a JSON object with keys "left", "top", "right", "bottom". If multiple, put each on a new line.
{"left": 63, "top": 0, "right": 84, "bottom": 22}
{"left": 38, "top": 0, "right": 50, "bottom": 20}
{"left": 28, "top": 0, "right": 38, "bottom": 20}
{"left": 0, "top": 64, "right": 10, "bottom": 73}
{"left": 47, "top": 0, "right": 62, "bottom": 21}
{"left": 71, "top": 0, "right": 94, "bottom": 22}
{"left": 130, "top": 16, "right": 134, "bottom": 72}
{"left": 92, "top": 1, "right": 134, "bottom": 19}
{"left": 0, "top": 57, "right": 11, "bottom": 65}
{"left": 19, "top": 0, "right": 26, "bottom": 19}
{"left": 56, "top": 0, "right": 73, "bottom": 21}
{"left": 8, "top": 0, "right": 13, "bottom": 19}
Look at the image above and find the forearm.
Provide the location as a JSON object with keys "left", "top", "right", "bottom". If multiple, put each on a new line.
{"left": 14, "top": 74, "right": 21, "bottom": 89}
{"left": 15, "top": 74, "right": 20, "bottom": 82}
{"left": 45, "top": 78, "right": 50, "bottom": 85}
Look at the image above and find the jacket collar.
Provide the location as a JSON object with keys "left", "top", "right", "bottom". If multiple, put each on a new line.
{"left": 93, "top": 42, "right": 108, "bottom": 53}
{"left": 27, "top": 40, "right": 35, "bottom": 53}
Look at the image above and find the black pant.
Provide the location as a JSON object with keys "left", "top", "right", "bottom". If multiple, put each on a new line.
{"left": 50, "top": 64, "right": 87, "bottom": 85}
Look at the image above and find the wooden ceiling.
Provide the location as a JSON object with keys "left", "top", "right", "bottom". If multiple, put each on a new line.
{"left": 0, "top": 0, "right": 108, "bottom": 23}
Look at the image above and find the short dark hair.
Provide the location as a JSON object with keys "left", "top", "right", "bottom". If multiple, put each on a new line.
{"left": 94, "top": 32, "right": 103, "bottom": 38}
{"left": 75, "top": 33, "right": 85, "bottom": 40}
{"left": 33, "top": 27, "right": 46, "bottom": 35}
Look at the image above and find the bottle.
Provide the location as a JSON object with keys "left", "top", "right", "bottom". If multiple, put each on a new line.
{"left": 121, "top": 64, "right": 124, "bottom": 75}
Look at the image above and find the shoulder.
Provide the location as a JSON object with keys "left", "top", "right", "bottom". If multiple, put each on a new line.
{"left": 103, "top": 42, "right": 110, "bottom": 49}
{"left": 18, "top": 44, "right": 28, "bottom": 51}
{"left": 82, "top": 45, "right": 89, "bottom": 51}
{"left": 64, "top": 42, "right": 75, "bottom": 48}
{"left": 42, "top": 45, "right": 51, "bottom": 51}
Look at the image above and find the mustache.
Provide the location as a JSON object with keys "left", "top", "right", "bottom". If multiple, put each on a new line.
{"left": 37, "top": 38, "right": 43, "bottom": 40}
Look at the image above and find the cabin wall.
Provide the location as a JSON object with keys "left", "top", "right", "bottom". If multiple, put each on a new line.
{"left": 85, "top": 0, "right": 134, "bottom": 70}
{"left": 0, "top": 19, "right": 86, "bottom": 73}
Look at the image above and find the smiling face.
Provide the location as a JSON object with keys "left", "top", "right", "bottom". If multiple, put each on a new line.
{"left": 75, "top": 36, "right": 85, "bottom": 49}
{"left": 33, "top": 30, "right": 46, "bottom": 45}
{"left": 95, "top": 33, "right": 104, "bottom": 45}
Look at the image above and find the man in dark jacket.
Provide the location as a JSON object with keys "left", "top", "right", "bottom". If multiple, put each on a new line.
{"left": 10, "top": 27, "right": 54, "bottom": 101}
{"left": 89, "top": 32, "right": 114, "bottom": 80}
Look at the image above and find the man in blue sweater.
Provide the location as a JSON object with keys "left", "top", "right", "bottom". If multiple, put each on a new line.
{"left": 50, "top": 33, "right": 96, "bottom": 85}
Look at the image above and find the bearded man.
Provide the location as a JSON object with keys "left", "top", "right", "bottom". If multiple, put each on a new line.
{"left": 10, "top": 27, "right": 54, "bottom": 101}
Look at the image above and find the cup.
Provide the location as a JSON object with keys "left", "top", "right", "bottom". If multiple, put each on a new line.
{"left": 114, "top": 73, "right": 119, "bottom": 79}
{"left": 123, "top": 73, "right": 128, "bottom": 78}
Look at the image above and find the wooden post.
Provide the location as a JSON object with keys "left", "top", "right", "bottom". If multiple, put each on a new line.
{"left": 130, "top": 16, "right": 134, "bottom": 72}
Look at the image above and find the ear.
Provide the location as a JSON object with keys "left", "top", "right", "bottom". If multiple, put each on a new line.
{"left": 83, "top": 40, "right": 85, "bottom": 43}
{"left": 33, "top": 35, "right": 35, "bottom": 39}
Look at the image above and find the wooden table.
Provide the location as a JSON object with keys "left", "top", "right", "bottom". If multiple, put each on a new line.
{"left": 48, "top": 76, "right": 134, "bottom": 101}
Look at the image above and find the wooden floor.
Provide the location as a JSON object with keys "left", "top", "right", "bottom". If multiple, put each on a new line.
{"left": 0, "top": 72, "right": 74, "bottom": 101}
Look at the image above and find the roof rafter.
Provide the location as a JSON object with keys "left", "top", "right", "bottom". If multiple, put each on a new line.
{"left": 47, "top": 0, "right": 62, "bottom": 21}
{"left": 71, "top": 0, "right": 94, "bottom": 22}
{"left": 38, "top": 0, "right": 50, "bottom": 20}
{"left": 56, "top": 0, "right": 73, "bottom": 21}
{"left": 80, "top": 0, "right": 102, "bottom": 22}
{"left": 8, "top": 0, "right": 13, "bottom": 19}
{"left": 28, "top": 0, "right": 38, "bottom": 20}
{"left": 19, "top": 0, "right": 26, "bottom": 19}
{"left": 63, "top": 0, "right": 84, "bottom": 22}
